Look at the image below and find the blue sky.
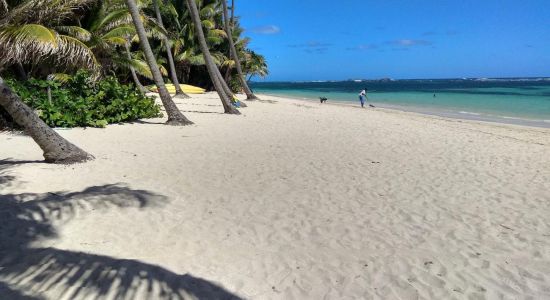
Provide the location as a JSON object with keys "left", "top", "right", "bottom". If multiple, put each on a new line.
{"left": 236, "top": 0, "right": 550, "bottom": 81}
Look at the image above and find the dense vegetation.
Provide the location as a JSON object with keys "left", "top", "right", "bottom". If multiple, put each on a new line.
{"left": 5, "top": 71, "right": 161, "bottom": 128}
{"left": 0, "top": 0, "right": 268, "bottom": 163}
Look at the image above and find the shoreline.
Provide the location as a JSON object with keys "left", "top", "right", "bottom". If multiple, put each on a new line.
{"left": 258, "top": 93, "right": 550, "bottom": 129}
{"left": 255, "top": 92, "right": 550, "bottom": 129}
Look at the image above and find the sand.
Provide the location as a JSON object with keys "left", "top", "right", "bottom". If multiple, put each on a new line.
{"left": 1, "top": 93, "right": 549, "bottom": 299}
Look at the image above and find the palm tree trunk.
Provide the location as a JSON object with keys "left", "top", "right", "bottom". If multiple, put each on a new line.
{"left": 214, "top": 69, "right": 247, "bottom": 107}
{"left": 185, "top": 0, "right": 239, "bottom": 115}
{"left": 152, "top": 0, "right": 189, "bottom": 98}
{"left": 0, "top": 77, "right": 91, "bottom": 163}
{"left": 230, "top": 0, "right": 235, "bottom": 28}
{"left": 215, "top": 68, "right": 234, "bottom": 100}
{"left": 124, "top": 43, "right": 148, "bottom": 95}
{"left": 224, "top": 64, "right": 231, "bottom": 83}
{"left": 221, "top": 0, "right": 258, "bottom": 100}
{"left": 126, "top": 0, "right": 193, "bottom": 125}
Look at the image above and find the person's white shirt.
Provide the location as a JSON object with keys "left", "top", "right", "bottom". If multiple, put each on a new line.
{"left": 359, "top": 90, "right": 366, "bottom": 96}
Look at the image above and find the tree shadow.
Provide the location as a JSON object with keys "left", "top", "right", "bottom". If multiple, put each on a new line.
{"left": 257, "top": 100, "right": 278, "bottom": 104}
{"left": 0, "top": 170, "right": 242, "bottom": 299}
{"left": 0, "top": 159, "right": 45, "bottom": 166}
{"left": 185, "top": 103, "right": 223, "bottom": 108}
{"left": 131, "top": 120, "right": 166, "bottom": 125}
{"left": 0, "top": 159, "right": 31, "bottom": 190}
{"left": 0, "top": 281, "right": 41, "bottom": 300}
{"left": 182, "top": 110, "right": 225, "bottom": 115}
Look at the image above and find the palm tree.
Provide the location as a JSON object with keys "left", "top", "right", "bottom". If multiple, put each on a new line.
{"left": 152, "top": 0, "right": 189, "bottom": 97}
{"left": 244, "top": 49, "right": 268, "bottom": 82}
{"left": 185, "top": 0, "right": 239, "bottom": 114}
{"left": 63, "top": 4, "right": 160, "bottom": 93}
{"left": 125, "top": 0, "right": 193, "bottom": 125}
{"left": 221, "top": 0, "right": 258, "bottom": 100}
{"left": 0, "top": 76, "right": 92, "bottom": 163}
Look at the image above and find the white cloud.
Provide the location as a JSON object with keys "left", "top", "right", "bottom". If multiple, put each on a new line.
{"left": 388, "top": 39, "right": 432, "bottom": 47}
{"left": 250, "top": 25, "right": 280, "bottom": 35}
{"left": 346, "top": 44, "right": 378, "bottom": 51}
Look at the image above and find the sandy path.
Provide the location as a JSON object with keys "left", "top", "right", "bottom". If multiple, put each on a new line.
{"left": 1, "top": 93, "right": 549, "bottom": 299}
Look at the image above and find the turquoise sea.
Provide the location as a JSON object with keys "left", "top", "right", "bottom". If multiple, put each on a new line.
{"left": 251, "top": 79, "right": 550, "bottom": 128}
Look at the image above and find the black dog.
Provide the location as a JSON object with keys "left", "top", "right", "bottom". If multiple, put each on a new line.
{"left": 319, "top": 97, "right": 328, "bottom": 103}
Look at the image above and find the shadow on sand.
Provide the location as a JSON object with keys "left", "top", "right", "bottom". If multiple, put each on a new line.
{"left": 0, "top": 163, "right": 242, "bottom": 299}
{"left": 182, "top": 110, "right": 225, "bottom": 115}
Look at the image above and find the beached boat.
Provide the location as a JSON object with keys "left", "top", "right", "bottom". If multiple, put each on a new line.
{"left": 147, "top": 84, "right": 206, "bottom": 94}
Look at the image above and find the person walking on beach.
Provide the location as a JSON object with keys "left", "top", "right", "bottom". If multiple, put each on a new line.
{"left": 359, "top": 89, "right": 367, "bottom": 108}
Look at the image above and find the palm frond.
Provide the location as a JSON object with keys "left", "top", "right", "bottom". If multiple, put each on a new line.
{"left": 104, "top": 36, "right": 127, "bottom": 45}
{"left": 48, "top": 73, "right": 72, "bottom": 83}
{"left": 56, "top": 26, "right": 92, "bottom": 42}
{"left": 187, "top": 54, "right": 205, "bottom": 66}
{"left": 0, "top": 24, "right": 58, "bottom": 62}
{"left": 56, "top": 35, "right": 98, "bottom": 69}
{"left": 0, "top": 24, "right": 97, "bottom": 69}
{"left": 142, "top": 16, "right": 168, "bottom": 40}
{"left": 222, "top": 59, "right": 235, "bottom": 68}
{"left": 210, "top": 52, "right": 225, "bottom": 66}
{"left": 113, "top": 53, "right": 154, "bottom": 79}
{"left": 0, "top": 0, "right": 98, "bottom": 27}
{"left": 174, "top": 48, "right": 195, "bottom": 62}
{"left": 200, "top": 3, "right": 217, "bottom": 18}
{"left": 159, "top": 64, "right": 168, "bottom": 77}
{"left": 206, "top": 35, "right": 223, "bottom": 45}
{"left": 129, "top": 59, "right": 153, "bottom": 79}
{"left": 172, "top": 38, "right": 185, "bottom": 56}
{"left": 90, "top": 9, "right": 131, "bottom": 32}
{"left": 101, "top": 25, "right": 136, "bottom": 41}
{"left": 201, "top": 19, "right": 214, "bottom": 29}
{"left": 209, "top": 28, "right": 227, "bottom": 38}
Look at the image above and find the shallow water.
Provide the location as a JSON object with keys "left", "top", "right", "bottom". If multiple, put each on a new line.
{"left": 251, "top": 79, "right": 550, "bottom": 127}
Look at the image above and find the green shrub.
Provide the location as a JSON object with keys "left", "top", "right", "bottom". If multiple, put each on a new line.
{"left": 6, "top": 71, "right": 162, "bottom": 128}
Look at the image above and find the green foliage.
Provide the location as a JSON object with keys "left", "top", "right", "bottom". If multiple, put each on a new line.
{"left": 228, "top": 75, "right": 242, "bottom": 93}
{"left": 6, "top": 71, "right": 162, "bottom": 128}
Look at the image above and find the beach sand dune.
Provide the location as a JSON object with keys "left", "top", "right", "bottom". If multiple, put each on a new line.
{"left": 1, "top": 93, "right": 549, "bottom": 299}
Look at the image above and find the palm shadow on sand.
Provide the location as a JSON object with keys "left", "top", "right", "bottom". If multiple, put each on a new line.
{"left": 0, "top": 163, "right": 241, "bottom": 299}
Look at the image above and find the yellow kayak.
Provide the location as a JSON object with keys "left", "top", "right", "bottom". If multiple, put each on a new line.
{"left": 147, "top": 84, "right": 206, "bottom": 94}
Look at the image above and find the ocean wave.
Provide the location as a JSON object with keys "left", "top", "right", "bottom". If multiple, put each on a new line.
{"left": 458, "top": 111, "right": 481, "bottom": 116}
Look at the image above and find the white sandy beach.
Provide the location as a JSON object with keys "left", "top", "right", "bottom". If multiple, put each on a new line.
{"left": 1, "top": 93, "right": 550, "bottom": 299}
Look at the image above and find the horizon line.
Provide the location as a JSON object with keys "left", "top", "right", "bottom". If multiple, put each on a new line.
{"left": 251, "top": 76, "right": 550, "bottom": 83}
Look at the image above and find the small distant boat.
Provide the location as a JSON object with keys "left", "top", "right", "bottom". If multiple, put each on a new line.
{"left": 353, "top": 79, "right": 362, "bottom": 82}
{"left": 147, "top": 84, "right": 206, "bottom": 94}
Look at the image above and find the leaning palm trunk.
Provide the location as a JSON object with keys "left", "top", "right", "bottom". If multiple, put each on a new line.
{"left": 0, "top": 77, "right": 92, "bottom": 163}
{"left": 224, "top": 64, "right": 232, "bottom": 82}
{"left": 214, "top": 70, "right": 247, "bottom": 108}
{"left": 126, "top": 0, "right": 193, "bottom": 125}
{"left": 185, "top": 0, "right": 239, "bottom": 114}
{"left": 221, "top": 0, "right": 258, "bottom": 100}
{"left": 124, "top": 43, "right": 148, "bottom": 94}
{"left": 152, "top": 0, "right": 189, "bottom": 98}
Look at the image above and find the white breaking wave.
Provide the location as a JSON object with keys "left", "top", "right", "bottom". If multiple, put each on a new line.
{"left": 458, "top": 111, "right": 482, "bottom": 116}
